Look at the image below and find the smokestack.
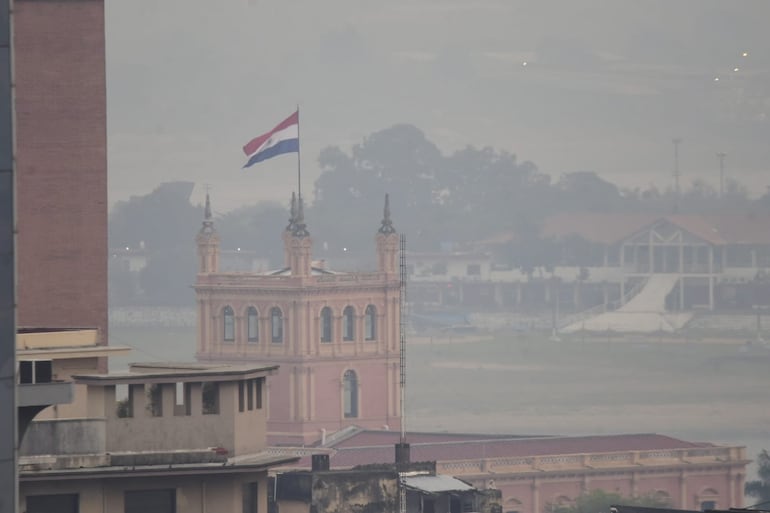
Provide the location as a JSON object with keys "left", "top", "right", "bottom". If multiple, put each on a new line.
{"left": 312, "top": 454, "right": 330, "bottom": 472}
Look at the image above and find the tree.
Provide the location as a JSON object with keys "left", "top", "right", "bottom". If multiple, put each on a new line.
{"left": 745, "top": 450, "right": 770, "bottom": 503}
{"left": 546, "top": 489, "right": 671, "bottom": 513}
{"left": 557, "top": 171, "right": 622, "bottom": 212}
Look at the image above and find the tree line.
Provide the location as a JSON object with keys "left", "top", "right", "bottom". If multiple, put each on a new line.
{"left": 109, "top": 124, "right": 769, "bottom": 306}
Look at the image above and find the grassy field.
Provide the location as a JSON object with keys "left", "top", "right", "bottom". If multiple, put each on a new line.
{"left": 109, "top": 326, "right": 770, "bottom": 472}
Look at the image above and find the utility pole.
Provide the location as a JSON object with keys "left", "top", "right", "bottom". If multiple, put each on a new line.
{"left": 672, "top": 138, "right": 682, "bottom": 211}
{"left": 717, "top": 152, "right": 727, "bottom": 199}
{"left": 0, "top": 0, "right": 17, "bottom": 509}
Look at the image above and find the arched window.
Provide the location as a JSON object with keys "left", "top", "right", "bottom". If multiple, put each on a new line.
{"left": 271, "top": 307, "right": 283, "bottom": 343}
{"left": 320, "top": 307, "right": 332, "bottom": 343}
{"left": 343, "top": 370, "right": 358, "bottom": 418}
{"left": 365, "top": 305, "right": 376, "bottom": 340}
{"left": 223, "top": 306, "right": 235, "bottom": 342}
{"left": 343, "top": 306, "right": 355, "bottom": 341}
{"left": 247, "top": 307, "right": 259, "bottom": 342}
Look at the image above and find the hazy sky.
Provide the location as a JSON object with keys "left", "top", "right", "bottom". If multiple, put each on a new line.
{"left": 105, "top": 0, "right": 770, "bottom": 211}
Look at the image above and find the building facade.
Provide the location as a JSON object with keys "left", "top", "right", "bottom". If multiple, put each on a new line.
{"left": 14, "top": 0, "right": 108, "bottom": 349}
{"left": 408, "top": 213, "right": 770, "bottom": 332}
{"left": 287, "top": 429, "right": 748, "bottom": 513}
{"left": 195, "top": 194, "right": 402, "bottom": 445}
{"left": 19, "top": 362, "right": 296, "bottom": 513}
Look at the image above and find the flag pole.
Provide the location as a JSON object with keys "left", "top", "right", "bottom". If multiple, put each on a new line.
{"left": 296, "top": 104, "right": 302, "bottom": 200}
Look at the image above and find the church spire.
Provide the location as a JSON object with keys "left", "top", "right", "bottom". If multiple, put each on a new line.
{"left": 378, "top": 193, "right": 396, "bottom": 234}
{"left": 199, "top": 191, "right": 216, "bottom": 235}
{"left": 376, "top": 193, "right": 398, "bottom": 275}
{"left": 197, "top": 191, "right": 220, "bottom": 273}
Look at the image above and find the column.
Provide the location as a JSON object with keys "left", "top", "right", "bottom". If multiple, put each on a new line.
{"left": 620, "top": 244, "right": 626, "bottom": 302}
{"left": 649, "top": 229, "right": 655, "bottom": 274}
{"left": 309, "top": 367, "right": 315, "bottom": 420}
{"left": 709, "top": 247, "right": 715, "bottom": 311}
{"left": 532, "top": 478, "right": 540, "bottom": 513}
{"left": 679, "top": 241, "right": 685, "bottom": 310}
{"left": 679, "top": 472, "right": 688, "bottom": 509}
{"left": 289, "top": 367, "right": 295, "bottom": 420}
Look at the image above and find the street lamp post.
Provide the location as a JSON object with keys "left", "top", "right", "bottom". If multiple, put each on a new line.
{"left": 717, "top": 152, "right": 727, "bottom": 199}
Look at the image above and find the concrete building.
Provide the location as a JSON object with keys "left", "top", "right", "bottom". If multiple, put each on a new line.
{"left": 19, "top": 361, "right": 297, "bottom": 513}
{"left": 195, "top": 193, "right": 402, "bottom": 445}
{"left": 276, "top": 456, "right": 502, "bottom": 513}
{"left": 283, "top": 429, "right": 747, "bottom": 513}
{"left": 409, "top": 213, "right": 770, "bottom": 333}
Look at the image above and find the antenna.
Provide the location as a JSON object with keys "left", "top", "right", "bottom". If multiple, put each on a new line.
{"left": 399, "top": 234, "right": 407, "bottom": 443}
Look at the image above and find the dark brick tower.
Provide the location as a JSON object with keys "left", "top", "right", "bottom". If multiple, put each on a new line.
{"left": 14, "top": 0, "right": 108, "bottom": 350}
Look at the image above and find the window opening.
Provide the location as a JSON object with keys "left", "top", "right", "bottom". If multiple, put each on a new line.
{"left": 223, "top": 305, "right": 235, "bottom": 342}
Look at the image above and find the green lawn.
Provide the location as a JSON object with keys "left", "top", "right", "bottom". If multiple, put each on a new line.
{"left": 108, "top": 327, "right": 769, "bottom": 465}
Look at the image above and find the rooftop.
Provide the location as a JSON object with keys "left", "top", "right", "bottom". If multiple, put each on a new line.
{"left": 308, "top": 430, "right": 719, "bottom": 469}
{"left": 73, "top": 362, "right": 279, "bottom": 385}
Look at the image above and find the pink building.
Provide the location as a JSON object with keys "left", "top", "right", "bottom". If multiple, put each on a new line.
{"left": 289, "top": 429, "right": 748, "bottom": 513}
{"left": 195, "top": 194, "right": 402, "bottom": 445}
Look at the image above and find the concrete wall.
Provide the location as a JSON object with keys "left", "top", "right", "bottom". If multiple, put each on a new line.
{"left": 20, "top": 418, "right": 105, "bottom": 456}
{"left": 96, "top": 380, "right": 266, "bottom": 456}
{"left": 14, "top": 0, "right": 108, "bottom": 347}
{"left": 20, "top": 471, "right": 269, "bottom": 513}
{"left": 310, "top": 472, "right": 399, "bottom": 513}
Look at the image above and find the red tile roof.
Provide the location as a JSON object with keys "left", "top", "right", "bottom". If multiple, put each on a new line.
{"left": 304, "top": 431, "right": 710, "bottom": 469}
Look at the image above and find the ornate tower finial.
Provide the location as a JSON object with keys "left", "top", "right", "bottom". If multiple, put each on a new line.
{"left": 197, "top": 188, "right": 220, "bottom": 273}
{"left": 292, "top": 193, "right": 310, "bottom": 237}
{"left": 378, "top": 193, "right": 396, "bottom": 234}
{"left": 200, "top": 190, "right": 215, "bottom": 235}
{"left": 286, "top": 192, "right": 297, "bottom": 232}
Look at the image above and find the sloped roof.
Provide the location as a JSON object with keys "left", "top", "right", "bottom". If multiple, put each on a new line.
{"left": 542, "top": 213, "right": 659, "bottom": 245}
{"left": 311, "top": 432, "right": 709, "bottom": 469}
{"left": 404, "top": 475, "right": 474, "bottom": 493}
{"left": 665, "top": 214, "right": 770, "bottom": 246}
{"left": 486, "top": 212, "right": 770, "bottom": 247}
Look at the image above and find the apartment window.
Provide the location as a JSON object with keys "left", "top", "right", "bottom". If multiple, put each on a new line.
{"left": 223, "top": 306, "right": 235, "bottom": 342}
{"left": 116, "top": 383, "right": 132, "bottom": 418}
{"left": 365, "top": 305, "right": 376, "bottom": 340}
{"left": 256, "top": 378, "right": 263, "bottom": 409}
{"left": 467, "top": 264, "right": 481, "bottom": 276}
{"left": 242, "top": 482, "right": 259, "bottom": 513}
{"left": 701, "top": 501, "right": 716, "bottom": 511}
{"left": 343, "top": 306, "right": 355, "bottom": 341}
{"left": 247, "top": 379, "right": 254, "bottom": 410}
{"left": 238, "top": 381, "right": 245, "bottom": 412}
{"left": 202, "top": 382, "right": 219, "bottom": 415}
{"left": 247, "top": 307, "right": 259, "bottom": 342}
{"left": 320, "top": 306, "right": 332, "bottom": 342}
{"left": 27, "top": 494, "right": 79, "bottom": 513}
{"left": 124, "top": 489, "right": 176, "bottom": 513}
{"left": 271, "top": 307, "right": 283, "bottom": 343}
{"left": 343, "top": 370, "right": 359, "bottom": 418}
{"left": 147, "top": 384, "right": 162, "bottom": 417}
